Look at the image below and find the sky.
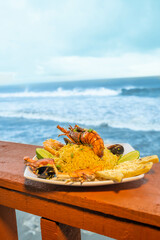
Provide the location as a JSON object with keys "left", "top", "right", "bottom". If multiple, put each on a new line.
{"left": 0, "top": 0, "right": 160, "bottom": 85}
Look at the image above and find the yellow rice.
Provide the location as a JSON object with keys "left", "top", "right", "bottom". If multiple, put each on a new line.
{"left": 54, "top": 144, "right": 118, "bottom": 173}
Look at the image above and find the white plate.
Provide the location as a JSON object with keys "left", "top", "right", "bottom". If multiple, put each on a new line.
{"left": 24, "top": 143, "right": 144, "bottom": 187}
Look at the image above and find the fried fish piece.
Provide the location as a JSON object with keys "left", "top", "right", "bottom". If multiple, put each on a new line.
{"left": 95, "top": 161, "right": 153, "bottom": 182}
{"left": 134, "top": 155, "right": 159, "bottom": 164}
{"left": 115, "top": 162, "right": 153, "bottom": 178}
{"left": 95, "top": 170, "right": 124, "bottom": 182}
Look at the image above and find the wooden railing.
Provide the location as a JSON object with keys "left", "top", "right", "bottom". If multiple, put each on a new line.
{"left": 0, "top": 141, "right": 160, "bottom": 240}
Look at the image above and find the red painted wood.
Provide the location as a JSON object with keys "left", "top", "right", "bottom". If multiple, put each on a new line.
{"left": 1, "top": 187, "right": 159, "bottom": 240}
{"left": 0, "top": 141, "right": 160, "bottom": 229}
{"left": 0, "top": 205, "right": 18, "bottom": 240}
{"left": 41, "top": 218, "right": 81, "bottom": 240}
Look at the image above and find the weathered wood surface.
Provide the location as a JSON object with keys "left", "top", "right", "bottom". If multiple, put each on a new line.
{"left": 0, "top": 187, "right": 159, "bottom": 240}
{"left": 0, "top": 141, "right": 160, "bottom": 229}
{"left": 41, "top": 218, "right": 81, "bottom": 240}
{"left": 0, "top": 205, "right": 18, "bottom": 240}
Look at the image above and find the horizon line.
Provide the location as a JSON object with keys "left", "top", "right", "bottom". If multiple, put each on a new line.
{"left": 1, "top": 75, "right": 160, "bottom": 87}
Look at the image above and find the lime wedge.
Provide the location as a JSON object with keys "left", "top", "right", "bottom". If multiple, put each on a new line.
{"left": 118, "top": 150, "right": 140, "bottom": 164}
{"left": 36, "top": 148, "right": 55, "bottom": 159}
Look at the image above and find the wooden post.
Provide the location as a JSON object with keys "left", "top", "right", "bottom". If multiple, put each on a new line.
{"left": 41, "top": 217, "right": 81, "bottom": 240}
{"left": 0, "top": 205, "right": 18, "bottom": 240}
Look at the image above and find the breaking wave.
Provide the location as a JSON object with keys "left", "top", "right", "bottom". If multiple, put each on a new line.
{"left": 1, "top": 111, "right": 160, "bottom": 131}
{"left": 0, "top": 87, "right": 119, "bottom": 98}
{"left": 0, "top": 86, "right": 159, "bottom": 98}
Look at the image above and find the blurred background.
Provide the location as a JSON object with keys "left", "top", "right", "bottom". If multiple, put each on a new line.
{"left": 0, "top": 0, "right": 160, "bottom": 239}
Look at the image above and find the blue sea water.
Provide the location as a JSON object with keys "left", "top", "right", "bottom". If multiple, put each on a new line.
{"left": 1, "top": 76, "right": 160, "bottom": 240}
{"left": 0, "top": 76, "right": 160, "bottom": 157}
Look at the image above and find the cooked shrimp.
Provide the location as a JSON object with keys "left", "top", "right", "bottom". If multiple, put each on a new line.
{"left": 43, "top": 139, "right": 64, "bottom": 156}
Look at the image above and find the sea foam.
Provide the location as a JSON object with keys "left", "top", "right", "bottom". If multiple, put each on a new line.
{"left": 1, "top": 111, "right": 160, "bottom": 131}
{"left": 0, "top": 87, "right": 119, "bottom": 98}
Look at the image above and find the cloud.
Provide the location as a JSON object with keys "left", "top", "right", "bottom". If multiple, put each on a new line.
{"left": 0, "top": 72, "right": 16, "bottom": 82}
{"left": 0, "top": 0, "right": 160, "bottom": 85}
{"left": 35, "top": 49, "right": 160, "bottom": 81}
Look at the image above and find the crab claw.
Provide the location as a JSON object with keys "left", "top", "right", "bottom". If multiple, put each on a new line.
{"left": 24, "top": 157, "right": 58, "bottom": 179}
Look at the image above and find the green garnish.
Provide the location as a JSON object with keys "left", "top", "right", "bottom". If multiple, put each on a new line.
{"left": 88, "top": 128, "right": 93, "bottom": 132}
{"left": 70, "top": 153, "right": 74, "bottom": 158}
{"left": 56, "top": 164, "right": 61, "bottom": 170}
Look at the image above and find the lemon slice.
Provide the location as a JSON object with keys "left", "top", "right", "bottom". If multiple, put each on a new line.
{"left": 118, "top": 150, "right": 140, "bottom": 164}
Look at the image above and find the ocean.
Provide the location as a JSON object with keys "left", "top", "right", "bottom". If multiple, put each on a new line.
{"left": 1, "top": 76, "right": 160, "bottom": 240}
{"left": 1, "top": 76, "right": 160, "bottom": 156}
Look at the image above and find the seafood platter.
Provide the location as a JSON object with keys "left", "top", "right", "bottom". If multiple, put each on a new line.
{"left": 24, "top": 125, "right": 159, "bottom": 186}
